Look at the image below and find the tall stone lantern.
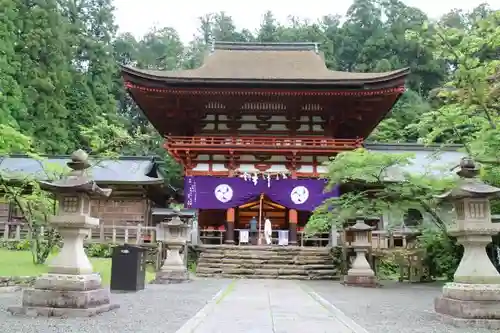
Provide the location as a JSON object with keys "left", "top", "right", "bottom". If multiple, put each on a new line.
{"left": 343, "top": 218, "right": 379, "bottom": 288}
{"left": 153, "top": 211, "right": 190, "bottom": 283}
{"left": 8, "top": 149, "right": 119, "bottom": 317}
{"left": 434, "top": 157, "right": 500, "bottom": 329}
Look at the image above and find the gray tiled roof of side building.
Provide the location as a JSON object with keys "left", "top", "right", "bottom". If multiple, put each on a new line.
{"left": 0, "top": 155, "right": 164, "bottom": 184}
{"left": 364, "top": 143, "right": 467, "bottom": 179}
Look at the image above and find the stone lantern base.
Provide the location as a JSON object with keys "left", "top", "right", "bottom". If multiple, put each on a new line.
{"left": 435, "top": 283, "right": 500, "bottom": 329}
{"left": 153, "top": 270, "right": 190, "bottom": 284}
{"left": 152, "top": 243, "right": 190, "bottom": 284}
{"left": 342, "top": 274, "right": 380, "bottom": 288}
{"left": 8, "top": 273, "right": 119, "bottom": 317}
{"left": 342, "top": 248, "right": 380, "bottom": 288}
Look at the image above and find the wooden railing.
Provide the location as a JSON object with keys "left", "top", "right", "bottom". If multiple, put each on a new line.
{"left": 1, "top": 222, "right": 416, "bottom": 250}
{"left": 165, "top": 136, "right": 363, "bottom": 153}
{"left": 0, "top": 222, "right": 157, "bottom": 245}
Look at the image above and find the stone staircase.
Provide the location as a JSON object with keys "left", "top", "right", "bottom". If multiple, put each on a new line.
{"left": 196, "top": 245, "right": 340, "bottom": 280}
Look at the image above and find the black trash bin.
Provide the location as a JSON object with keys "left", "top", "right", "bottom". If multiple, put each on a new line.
{"left": 110, "top": 244, "right": 147, "bottom": 292}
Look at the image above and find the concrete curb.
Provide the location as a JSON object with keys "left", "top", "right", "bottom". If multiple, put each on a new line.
{"left": 174, "top": 280, "right": 235, "bottom": 333}
{"left": 303, "top": 285, "right": 370, "bottom": 333}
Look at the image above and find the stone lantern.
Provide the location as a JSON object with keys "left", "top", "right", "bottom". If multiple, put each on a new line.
{"left": 153, "top": 211, "right": 190, "bottom": 283}
{"left": 8, "top": 149, "right": 119, "bottom": 317}
{"left": 343, "top": 218, "right": 378, "bottom": 287}
{"left": 434, "top": 157, "right": 500, "bottom": 329}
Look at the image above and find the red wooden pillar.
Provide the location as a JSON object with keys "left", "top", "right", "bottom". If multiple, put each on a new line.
{"left": 289, "top": 208, "right": 298, "bottom": 245}
{"left": 289, "top": 168, "right": 298, "bottom": 246}
{"left": 225, "top": 207, "right": 235, "bottom": 244}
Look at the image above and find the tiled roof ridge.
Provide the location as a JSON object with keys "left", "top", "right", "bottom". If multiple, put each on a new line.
{"left": 213, "top": 41, "right": 320, "bottom": 52}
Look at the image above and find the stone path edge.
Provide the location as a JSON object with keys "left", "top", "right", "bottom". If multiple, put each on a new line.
{"left": 174, "top": 280, "right": 236, "bottom": 333}
{"left": 300, "top": 283, "right": 370, "bottom": 333}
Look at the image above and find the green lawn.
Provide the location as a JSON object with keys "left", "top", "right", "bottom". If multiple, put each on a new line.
{"left": 0, "top": 249, "right": 156, "bottom": 285}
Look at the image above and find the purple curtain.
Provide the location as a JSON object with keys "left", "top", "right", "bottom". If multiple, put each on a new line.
{"left": 184, "top": 176, "right": 339, "bottom": 211}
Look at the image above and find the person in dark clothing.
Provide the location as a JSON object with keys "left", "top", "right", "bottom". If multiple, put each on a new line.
{"left": 249, "top": 216, "right": 258, "bottom": 245}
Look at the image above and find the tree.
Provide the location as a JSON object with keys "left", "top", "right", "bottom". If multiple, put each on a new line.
{"left": 368, "top": 89, "right": 431, "bottom": 142}
{"left": 0, "top": 118, "right": 155, "bottom": 265}
{"left": 257, "top": 11, "right": 281, "bottom": 42}
{"left": 406, "top": 9, "right": 500, "bottom": 211}
{"left": 0, "top": 126, "right": 61, "bottom": 264}
{"left": 14, "top": 0, "right": 75, "bottom": 154}
{"left": 0, "top": 0, "right": 26, "bottom": 129}
{"left": 307, "top": 148, "right": 456, "bottom": 233}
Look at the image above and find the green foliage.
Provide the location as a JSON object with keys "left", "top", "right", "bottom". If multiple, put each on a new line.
{"left": 308, "top": 148, "right": 456, "bottom": 232}
{"left": 0, "top": 125, "right": 32, "bottom": 155}
{"left": 84, "top": 243, "right": 114, "bottom": 258}
{"left": 329, "top": 246, "right": 344, "bottom": 273}
{"left": 418, "top": 229, "right": 462, "bottom": 280}
{"left": 375, "top": 258, "right": 400, "bottom": 280}
{"left": 0, "top": 240, "right": 32, "bottom": 251}
{"left": 0, "top": 160, "right": 61, "bottom": 265}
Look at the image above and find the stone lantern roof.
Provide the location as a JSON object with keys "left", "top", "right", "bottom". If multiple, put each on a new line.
{"left": 435, "top": 157, "right": 500, "bottom": 200}
{"left": 39, "top": 149, "right": 111, "bottom": 197}
{"left": 346, "top": 218, "right": 373, "bottom": 231}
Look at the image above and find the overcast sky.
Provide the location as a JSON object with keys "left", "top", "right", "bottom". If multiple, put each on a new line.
{"left": 114, "top": 0, "right": 499, "bottom": 42}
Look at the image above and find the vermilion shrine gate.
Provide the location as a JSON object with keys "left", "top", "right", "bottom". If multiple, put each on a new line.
{"left": 120, "top": 41, "right": 409, "bottom": 246}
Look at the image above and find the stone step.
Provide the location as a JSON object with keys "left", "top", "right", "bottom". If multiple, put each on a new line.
{"left": 200, "top": 251, "right": 331, "bottom": 256}
{"left": 200, "top": 249, "right": 331, "bottom": 256}
{"left": 196, "top": 273, "right": 340, "bottom": 280}
{"left": 196, "top": 266, "right": 337, "bottom": 276}
{"left": 199, "top": 256, "right": 332, "bottom": 263}
{"left": 196, "top": 245, "right": 336, "bottom": 280}
{"left": 197, "top": 262, "right": 335, "bottom": 270}
{"left": 199, "top": 253, "right": 332, "bottom": 261}
{"left": 200, "top": 244, "right": 330, "bottom": 251}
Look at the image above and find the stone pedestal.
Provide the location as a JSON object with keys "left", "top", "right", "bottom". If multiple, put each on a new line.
{"left": 8, "top": 216, "right": 119, "bottom": 317}
{"left": 343, "top": 248, "right": 379, "bottom": 288}
{"left": 435, "top": 283, "right": 500, "bottom": 329}
{"left": 434, "top": 230, "right": 500, "bottom": 328}
{"left": 153, "top": 243, "right": 189, "bottom": 284}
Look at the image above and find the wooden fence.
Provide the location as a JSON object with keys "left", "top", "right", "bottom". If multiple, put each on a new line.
{"left": 0, "top": 222, "right": 157, "bottom": 245}
{"left": 1, "top": 222, "right": 416, "bottom": 250}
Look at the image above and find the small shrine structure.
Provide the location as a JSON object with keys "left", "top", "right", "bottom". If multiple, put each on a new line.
{"left": 120, "top": 41, "right": 409, "bottom": 246}
{"left": 8, "top": 150, "right": 119, "bottom": 317}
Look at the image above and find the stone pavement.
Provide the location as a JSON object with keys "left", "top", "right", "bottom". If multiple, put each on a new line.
{"left": 176, "top": 279, "right": 368, "bottom": 333}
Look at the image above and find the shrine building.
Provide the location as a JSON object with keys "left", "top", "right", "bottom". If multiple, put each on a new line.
{"left": 120, "top": 41, "right": 410, "bottom": 246}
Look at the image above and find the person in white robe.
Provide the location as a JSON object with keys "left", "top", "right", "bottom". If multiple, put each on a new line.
{"left": 264, "top": 217, "right": 272, "bottom": 245}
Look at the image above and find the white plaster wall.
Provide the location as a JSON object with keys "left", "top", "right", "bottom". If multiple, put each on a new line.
{"left": 317, "top": 156, "right": 329, "bottom": 164}
{"left": 202, "top": 123, "right": 215, "bottom": 130}
{"left": 237, "top": 164, "right": 288, "bottom": 173}
{"left": 317, "top": 166, "right": 328, "bottom": 174}
{"left": 192, "top": 163, "right": 209, "bottom": 171}
{"left": 382, "top": 203, "right": 456, "bottom": 230}
{"left": 297, "top": 165, "right": 314, "bottom": 173}
{"left": 197, "top": 155, "right": 209, "bottom": 161}
{"left": 241, "top": 123, "right": 257, "bottom": 130}
{"left": 212, "top": 163, "right": 227, "bottom": 171}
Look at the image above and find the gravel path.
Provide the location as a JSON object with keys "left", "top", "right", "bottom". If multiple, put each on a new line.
{"left": 0, "top": 279, "right": 229, "bottom": 333}
{"left": 306, "top": 281, "right": 494, "bottom": 333}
